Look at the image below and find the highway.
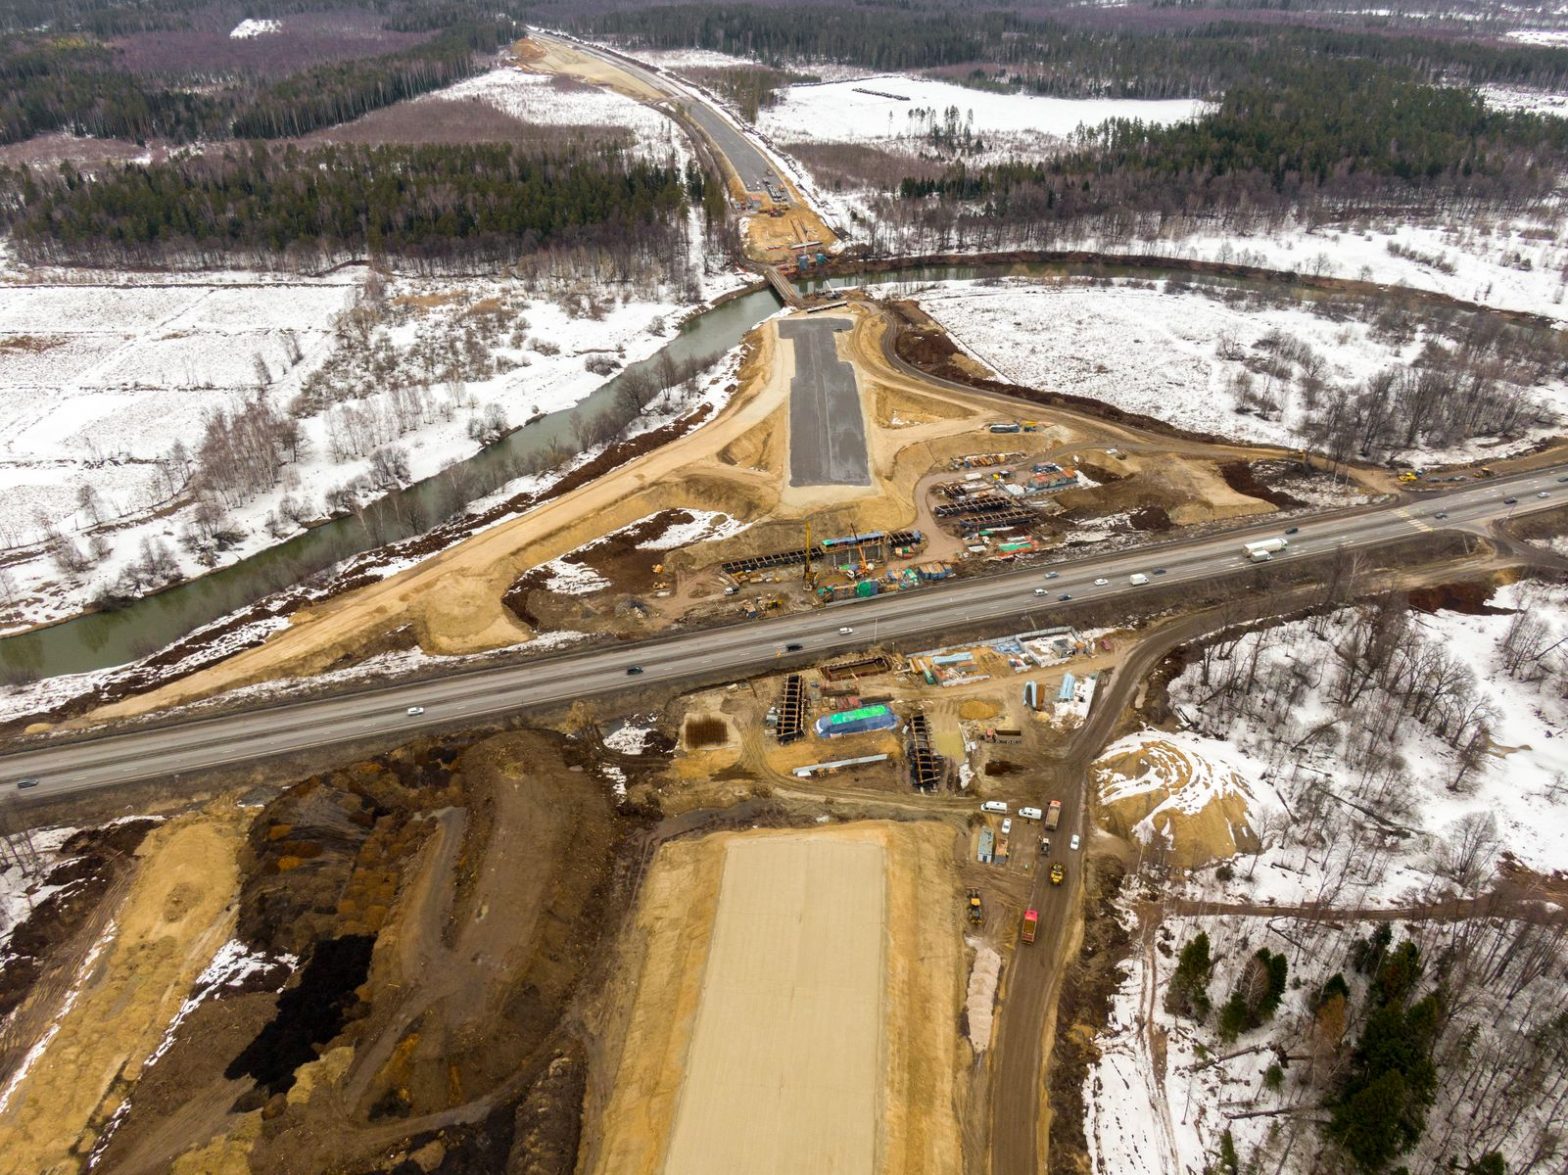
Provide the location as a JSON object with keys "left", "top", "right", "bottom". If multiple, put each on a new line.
{"left": 535, "top": 31, "right": 789, "bottom": 196}
{"left": 2, "top": 464, "right": 1563, "bottom": 799}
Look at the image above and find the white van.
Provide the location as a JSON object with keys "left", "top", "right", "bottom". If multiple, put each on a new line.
{"left": 980, "top": 801, "right": 1009, "bottom": 814}
{"left": 1130, "top": 573, "right": 1150, "bottom": 586}
{"left": 1018, "top": 806, "right": 1043, "bottom": 821}
{"left": 838, "top": 626, "right": 854, "bottom": 635}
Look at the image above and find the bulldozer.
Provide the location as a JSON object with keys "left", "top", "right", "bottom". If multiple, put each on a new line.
{"left": 1049, "top": 863, "right": 1065, "bottom": 886}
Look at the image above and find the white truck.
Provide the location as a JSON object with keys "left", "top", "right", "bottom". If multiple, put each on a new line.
{"left": 1244, "top": 537, "right": 1288, "bottom": 562}
{"left": 1129, "top": 573, "right": 1149, "bottom": 586}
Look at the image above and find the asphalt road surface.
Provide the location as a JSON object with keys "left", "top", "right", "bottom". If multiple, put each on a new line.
{"left": 780, "top": 318, "right": 870, "bottom": 486}
{"left": 541, "top": 33, "right": 787, "bottom": 197}
{"left": 3, "top": 465, "right": 1564, "bottom": 799}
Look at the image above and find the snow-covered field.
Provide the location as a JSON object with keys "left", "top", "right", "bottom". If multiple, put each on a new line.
{"left": 1085, "top": 582, "right": 1568, "bottom": 1174}
{"left": 425, "top": 67, "right": 688, "bottom": 160}
{"left": 759, "top": 75, "right": 1204, "bottom": 164}
{"left": 1130, "top": 581, "right": 1568, "bottom": 899}
{"left": 906, "top": 276, "right": 1566, "bottom": 463}
{"left": 1480, "top": 83, "right": 1568, "bottom": 118}
{"left": 0, "top": 259, "right": 745, "bottom": 635}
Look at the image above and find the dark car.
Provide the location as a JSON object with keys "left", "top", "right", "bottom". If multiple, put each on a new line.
{"left": 1558, "top": 476, "right": 1568, "bottom": 483}
{"left": 1505, "top": 497, "right": 1518, "bottom": 505}
{"left": 626, "top": 666, "right": 643, "bottom": 676}
{"left": 15, "top": 777, "right": 39, "bottom": 789}
{"left": 785, "top": 642, "right": 804, "bottom": 652}
{"left": 1058, "top": 593, "right": 1072, "bottom": 601}
{"left": 1285, "top": 526, "right": 1299, "bottom": 535}
{"left": 1152, "top": 568, "right": 1167, "bottom": 575}
{"left": 1435, "top": 511, "right": 1448, "bottom": 520}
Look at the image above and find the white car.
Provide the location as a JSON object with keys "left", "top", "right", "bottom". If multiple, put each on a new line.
{"left": 1034, "top": 587, "right": 1048, "bottom": 595}
{"left": 1069, "top": 833, "right": 1081, "bottom": 851}
{"left": 406, "top": 706, "right": 425, "bottom": 717}
{"left": 1093, "top": 577, "right": 1109, "bottom": 587}
{"left": 1002, "top": 818, "right": 1012, "bottom": 835}
{"left": 838, "top": 625, "right": 854, "bottom": 635}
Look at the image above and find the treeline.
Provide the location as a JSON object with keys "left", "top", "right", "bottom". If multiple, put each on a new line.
{"left": 0, "top": 0, "right": 524, "bottom": 36}
{"left": 888, "top": 64, "right": 1568, "bottom": 245}
{"left": 0, "top": 19, "right": 516, "bottom": 145}
{"left": 574, "top": 4, "right": 1568, "bottom": 97}
{"left": 0, "top": 141, "right": 691, "bottom": 268}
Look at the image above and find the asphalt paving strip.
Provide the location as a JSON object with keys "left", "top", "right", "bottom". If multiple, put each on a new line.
{"left": 779, "top": 318, "right": 870, "bottom": 487}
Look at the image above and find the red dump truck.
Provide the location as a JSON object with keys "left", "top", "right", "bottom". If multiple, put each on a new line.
{"left": 1045, "top": 800, "right": 1063, "bottom": 831}
{"left": 1021, "top": 908, "right": 1039, "bottom": 944}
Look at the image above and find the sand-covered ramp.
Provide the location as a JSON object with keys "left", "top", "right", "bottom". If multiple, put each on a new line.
{"left": 664, "top": 834, "right": 887, "bottom": 1174}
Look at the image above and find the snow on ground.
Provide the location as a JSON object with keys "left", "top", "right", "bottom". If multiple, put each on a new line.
{"left": 537, "top": 557, "right": 610, "bottom": 595}
{"left": 0, "top": 825, "right": 81, "bottom": 957}
{"left": 0, "top": 342, "right": 748, "bottom": 723}
{"left": 759, "top": 75, "right": 1204, "bottom": 164}
{"left": 424, "top": 67, "right": 688, "bottom": 161}
{"left": 1480, "top": 83, "right": 1568, "bottom": 118}
{"left": 636, "top": 509, "right": 750, "bottom": 549}
{"left": 0, "top": 259, "right": 745, "bottom": 635}
{"left": 902, "top": 275, "right": 1566, "bottom": 463}
{"left": 603, "top": 718, "right": 655, "bottom": 754}
{"left": 229, "top": 18, "right": 280, "bottom": 38}
{"left": 632, "top": 47, "right": 762, "bottom": 71}
{"left": 1504, "top": 28, "right": 1568, "bottom": 46}
{"left": 1156, "top": 581, "right": 1568, "bottom": 904}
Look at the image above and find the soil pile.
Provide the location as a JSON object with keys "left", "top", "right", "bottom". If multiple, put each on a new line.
{"left": 1093, "top": 735, "right": 1263, "bottom": 868}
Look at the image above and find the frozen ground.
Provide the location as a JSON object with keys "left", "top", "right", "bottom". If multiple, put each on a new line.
{"left": 0, "top": 258, "right": 745, "bottom": 635}
{"left": 0, "top": 346, "right": 745, "bottom": 723}
{"left": 1145, "top": 581, "right": 1568, "bottom": 902}
{"left": 905, "top": 276, "right": 1566, "bottom": 463}
{"left": 424, "top": 67, "right": 689, "bottom": 161}
{"left": 1085, "top": 582, "right": 1568, "bottom": 1174}
{"left": 229, "top": 18, "right": 280, "bottom": 38}
{"left": 759, "top": 75, "right": 1203, "bottom": 165}
{"left": 1479, "top": 83, "right": 1568, "bottom": 118}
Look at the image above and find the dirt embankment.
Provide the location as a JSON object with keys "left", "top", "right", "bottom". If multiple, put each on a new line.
{"left": 73, "top": 728, "right": 655, "bottom": 1175}
{"left": 1046, "top": 859, "right": 1132, "bottom": 1175}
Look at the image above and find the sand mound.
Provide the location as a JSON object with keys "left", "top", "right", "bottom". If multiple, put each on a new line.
{"left": 1092, "top": 733, "right": 1264, "bottom": 868}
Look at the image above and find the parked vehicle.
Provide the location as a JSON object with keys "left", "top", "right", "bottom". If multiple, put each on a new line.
{"left": 1018, "top": 806, "right": 1042, "bottom": 821}
{"left": 1069, "top": 833, "right": 1082, "bottom": 851}
{"left": 1039, "top": 836, "right": 1051, "bottom": 855}
{"left": 1001, "top": 817, "right": 1012, "bottom": 835}
{"left": 1021, "top": 908, "right": 1039, "bottom": 944}
{"left": 981, "top": 800, "right": 1009, "bottom": 814}
{"left": 1045, "top": 800, "right": 1063, "bottom": 831}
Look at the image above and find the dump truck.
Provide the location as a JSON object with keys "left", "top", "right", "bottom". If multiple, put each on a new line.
{"left": 1021, "top": 907, "right": 1039, "bottom": 944}
{"left": 1045, "top": 799, "right": 1063, "bottom": 831}
{"left": 967, "top": 888, "right": 984, "bottom": 924}
{"left": 1050, "top": 863, "right": 1065, "bottom": 885}
{"left": 1243, "top": 537, "right": 1288, "bottom": 561}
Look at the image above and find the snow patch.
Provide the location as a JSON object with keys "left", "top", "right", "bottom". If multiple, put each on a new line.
{"left": 229, "top": 19, "right": 280, "bottom": 39}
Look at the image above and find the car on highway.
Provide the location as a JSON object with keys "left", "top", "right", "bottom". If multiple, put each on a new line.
{"left": 838, "top": 626, "right": 854, "bottom": 635}
{"left": 1058, "top": 593, "right": 1072, "bottom": 601}
{"left": 1129, "top": 573, "right": 1149, "bottom": 586}
{"left": 1044, "top": 571, "right": 1059, "bottom": 579}
{"left": 1285, "top": 526, "right": 1299, "bottom": 535}
{"left": 785, "top": 642, "right": 804, "bottom": 651}
{"left": 1152, "top": 568, "right": 1166, "bottom": 575}
{"left": 1559, "top": 476, "right": 1568, "bottom": 483}
{"left": 1069, "top": 833, "right": 1082, "bottom": 851}
{"left": 405, "top": 706, "right": 425, "bottom": 717}
{"left": 1034, "top": 587, "right": 1048, "bottom": 595}
{"left": 15, "top": 777, "right": 39, "bottom": 789}
{"left": 1505, "top": 497, "right": 1519, "bottom": 505}
{"left": 1093, "top": 577, "right": 1109, "bottom": 586}
{"left": 626, "top": 666, "right": 643, "bottom": 675}
{"left": 1435, "top": 512, "right": 1448, "bottom": 520}
{"left": 1539, "top": 491, "right": 1551, "bottom": 498}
